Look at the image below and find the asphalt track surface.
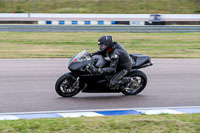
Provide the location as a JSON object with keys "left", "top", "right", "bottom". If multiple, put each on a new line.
{"left": 0, "top": 59, "right": 200, "bottom": 113}
{"left": 0, "top": 25, "right": 200, "bottom": 32}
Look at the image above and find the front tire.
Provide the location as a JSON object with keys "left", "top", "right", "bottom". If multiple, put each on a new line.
{"left": 121, "top": 70, "right": 147, "bottom": 95}
{"left": 55, "top": 73, "right": 81, "bottom": 97}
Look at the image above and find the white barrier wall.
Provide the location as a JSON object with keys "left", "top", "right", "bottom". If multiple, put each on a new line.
{"left": 52, "top": 20, "right": 58, "bottom": 25}
{"left": 91, "top": 21, "right": 98, "bottom": 25}
{"left": 78, "top": 21, "right": 85, "bottom": 25}
{"left": 38, "top": 20, "right": 45, "bottom": 25}
{"left": 130, "top": 21, "right": 145, "bottom": 26}
{"left": 1, "top": 13, "right": 200, "bottom": 19}
{"left": 104, "top": 21, "right": 112, "bottom": 25}
{"left": 0, "top": 13, "right": 28, "bottom": 17}
{"left": 0, "top": 13, "right": 200, "bottom": 25}
{"left": 65, "top": 21, "right": 71, "bottom": 25}
{"left": 29, "top": 13, "right": 150, "bottom": 19}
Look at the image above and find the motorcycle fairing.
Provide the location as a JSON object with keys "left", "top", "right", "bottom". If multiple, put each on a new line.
{"left": 80, "top": 75, "right": 121, "bottom": 93}
{"left": 93, "top": 55, "right": 109, "bottom": 68}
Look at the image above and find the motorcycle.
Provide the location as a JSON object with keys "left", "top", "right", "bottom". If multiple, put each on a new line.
{"left": 55, "top": 50, "right": 153, "bottom": 97}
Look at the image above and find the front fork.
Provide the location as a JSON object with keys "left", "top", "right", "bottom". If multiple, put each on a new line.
{"left": 71, "top": 77, "right": 80, "bottom": 90}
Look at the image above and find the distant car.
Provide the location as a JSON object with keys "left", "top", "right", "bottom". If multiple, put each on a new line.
{"left": 149, "top": 14, "right": 162, "bottom": 22}
{"left": 146, "top": 14, "right": 164, "bottom": 25}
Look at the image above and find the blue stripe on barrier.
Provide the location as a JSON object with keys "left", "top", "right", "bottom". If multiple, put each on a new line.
{"left": 46, "top": 21, "right": 52, "bottom": 24}
{"left": 59, "top": 21, "right": 65, "bottom": 25}
{"left": 72, "top": 21, "right": 78, "bottom": 25}
{"left": 98, "top": 21, "right": 104, "bottom": 25}
{"left": 96, "top": 110, "right": 141, "bottom": 116}
{"left": 85, "top": 21, "right": 91, "bottom": 25}
{"left": 173, "top": 108, "right": 200, "bottom": 114}
{"left": 16, "top": 113, "right": 61, "bottom": 119}
{"left": 111, "top": 21, "right": 116, "bottom": 24}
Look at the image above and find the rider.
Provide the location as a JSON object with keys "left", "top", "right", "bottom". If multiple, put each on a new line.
{"left": 91, "top": 35, "right": 133, "bottom": 89}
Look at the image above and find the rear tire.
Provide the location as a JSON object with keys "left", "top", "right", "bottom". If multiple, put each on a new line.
{"left": 121, "top": 70, "right": 147, "bottom": 95}
{"left": 55, "top": 73, "right": 81, "bottom": 97}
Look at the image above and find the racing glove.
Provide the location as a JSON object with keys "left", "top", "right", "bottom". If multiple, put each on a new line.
{"left": 90, "top": 64, "right": 103, "bottom": 74}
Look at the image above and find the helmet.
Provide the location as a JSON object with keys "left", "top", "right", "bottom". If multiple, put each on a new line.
{"left": 97, "top": 35, "right": 113, "bottom": 52}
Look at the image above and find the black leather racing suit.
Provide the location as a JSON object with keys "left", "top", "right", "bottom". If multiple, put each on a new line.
{"left": 93, "top": 42, "right": 133, "bottom": 87}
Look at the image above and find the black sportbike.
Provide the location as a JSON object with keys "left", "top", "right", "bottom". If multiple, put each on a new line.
{"left": 55, "top": 50, "right": 153, "bottom": 97}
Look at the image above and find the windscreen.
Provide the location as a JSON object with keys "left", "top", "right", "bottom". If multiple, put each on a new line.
{"left": 72, "top": 50, "right": 91, "bottom": 62}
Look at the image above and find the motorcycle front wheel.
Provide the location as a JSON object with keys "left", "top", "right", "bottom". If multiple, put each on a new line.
{"left": 55, "top": 73, "right": 81, "bottom": 97}
{"left": 121, "top": 70, "right": 147, "bottom": 95}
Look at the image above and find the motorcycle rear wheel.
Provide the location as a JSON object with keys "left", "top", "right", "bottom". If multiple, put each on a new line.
{"left": 55, "top": 73, "right": 81, "bottom": 97}
{"left": 121, "top": 70, "right": 147, "bottom": 95}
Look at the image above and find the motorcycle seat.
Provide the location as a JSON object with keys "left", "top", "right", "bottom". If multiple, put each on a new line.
{"left": 129, "top": 54, "right": 151, "bottom": 68}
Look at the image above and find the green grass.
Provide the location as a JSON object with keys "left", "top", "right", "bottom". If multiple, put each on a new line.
{"left": 0, "top": 32, "right": 200, "bottom": 58}
{"left": 0, "top": 114, "right": 199, "bottom": 132}
{"left": 0, "top": 0, "right": 200, "bottom": 14}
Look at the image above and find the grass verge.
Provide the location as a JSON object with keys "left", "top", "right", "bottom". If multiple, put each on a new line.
{"left": 0, "top": 0, "right": 200, "bottom": 14}
{"left": 0, "top": 32, "right": 200, "bottom": 58}
{"left": 0, "top": 114, "right": 199, "bottom": 132}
